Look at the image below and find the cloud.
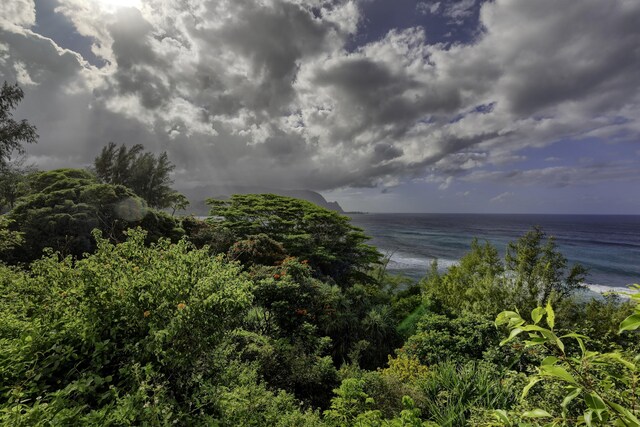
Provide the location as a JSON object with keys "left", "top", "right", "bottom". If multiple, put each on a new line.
{"left": 443, "top": 0, "right": 477, "bottom": 23}
{"left": 490, "top": 191, "right": 514, "bottom": 203}
{"left": 0, "top": 0, "right": 639, "bottom": 196}
{"left": 417, "top": 0, "right": 478, "bottom": 24}
{"left": 464, "top": 162, "right": 640, "bottom": 188}
{"left": 0, "top": 0, "right": 36, "bottom": 29}
{"left": 417, "top": 2, "right": 441, "bottom": 15}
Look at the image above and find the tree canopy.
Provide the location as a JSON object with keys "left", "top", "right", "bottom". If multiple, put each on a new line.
{"left": 421, "top": 228, "right": 588, "bottom": 321}
{"left": 93, "top": 142, "right": 182, "bottom": 209}
{"left": 505, "top": 226, "right": 587, "bottom": 311}
{"left": 208, "top": 193, "right": 382, "bottom": 284}
{"left": 6, "top": 168, "right": 182, "bottom": 262}
{"left": 1, "top": 198, "right": 637, "bottom": 425}
{"left": 0, "top": 82, "right": 37, "bottom": 167}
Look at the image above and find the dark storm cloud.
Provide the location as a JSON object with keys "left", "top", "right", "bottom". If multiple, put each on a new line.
{"left": 490, "top": 1, "right": 640, "bottom": 116}
{"left": 205, "top": 0, "right": 331, "bottom": 112}
{"left": 312, "top": 53, "right": 461, "bottom": 137}
{"left": 371, "top": 143, "right": 403, "bottom": 163}
{"left": 1, "top": 0, "right": 640, "bottom": 195}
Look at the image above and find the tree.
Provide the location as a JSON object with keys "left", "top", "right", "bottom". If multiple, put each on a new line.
{"left": 402, "top": 312, "right": 500, "bottom": 366}
{"left": 169, "top": 192, "right": 189, "bottom": 216}
{"left": 93, "top": 142, "right": 183, "bottom": 209}
{"left": 0, "top": 155, "right": 36, "bottom": 212}
{"left": 422, "top": 239, "right": 507, "bottom": 316}
{"left": 421, "top": 228, "right": 587, "bottom": 319}
{"left": 208, "top": 193, "right": 382, "bottom": 284}
{"left": 0, "top": 216, "right": 22, "bottom": 256}
{"left": 6, "top": 168, "right": 183, "bottom": 262}
{"left": 505, "top": 226, "right": 587, "bottom": 313}
{"left": 0, "top": 82, "right": 38, "bottom": 167}
{"left": 0, "top": 230, "right": 262, "bottom": 425}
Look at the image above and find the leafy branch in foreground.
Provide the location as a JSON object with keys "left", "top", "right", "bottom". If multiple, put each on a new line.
{"left": 494, "top": 294, "right": 640, "bottom": 426}
{"left": 619, "top": 285, "right": 640, "bottom": 335}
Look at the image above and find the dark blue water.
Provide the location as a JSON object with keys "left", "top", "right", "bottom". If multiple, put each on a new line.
{"left": 349, "top": 214, "right": 640, "bottom": 293}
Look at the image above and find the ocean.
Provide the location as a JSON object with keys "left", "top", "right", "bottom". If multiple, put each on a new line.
{"left": 348, "top": 213, "right": 640, "bottom": 294}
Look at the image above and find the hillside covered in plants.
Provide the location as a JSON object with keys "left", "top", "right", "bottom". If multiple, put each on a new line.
{"left": 2, "top": 190, "right": 640, "bottom": 425}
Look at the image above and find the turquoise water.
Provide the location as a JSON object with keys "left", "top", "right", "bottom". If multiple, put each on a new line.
{"left": 349, "top": 214, "right": 640, "bottom": 293}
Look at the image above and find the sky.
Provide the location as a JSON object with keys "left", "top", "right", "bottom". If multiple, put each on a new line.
{"left": 0, "top": 0, "right": 639, "bottom": 213}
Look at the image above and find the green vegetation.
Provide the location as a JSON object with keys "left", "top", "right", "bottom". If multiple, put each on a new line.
{"left": 0, "top": 82, "right": 38, "bottom": 167}
{"left": 0, "top": 155, "right": 35, "bottom": 212}
{"left": 1, "top": 83, "right": 638, "bottom": 425}
{"left": 208, "top": 193, "right": 382, "bottom": 284}
{"left": 421, "top": 228, "right": 588, "bottom": 322}
{"left": 2, "top": 197, "right": 636, "bottom": 425}
{"left": 5, "top": 168, "right": 183, "bottom": 263}
{"left": 494, "top": 300, "right": 639, "bottom": 426}
{"left": 93, "top": 142, "right": 184, "bottom": 209}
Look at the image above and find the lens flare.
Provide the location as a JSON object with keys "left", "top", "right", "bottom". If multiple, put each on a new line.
{"left": 114, "top": 197, "right": 147, "bottom": 222}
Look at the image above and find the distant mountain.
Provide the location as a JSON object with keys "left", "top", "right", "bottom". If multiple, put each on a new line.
{"left": 178, "top": 185, "right": 344, "bottom": 215}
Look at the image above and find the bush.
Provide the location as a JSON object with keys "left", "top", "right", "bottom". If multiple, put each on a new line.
{"left": 0, "top": 229, "right": 255, "bottom": 424}
{"left": 418, "top": 361, "right": 521, "bottom": 427}
{"left": 495, "top": 300, "right": 640, "bottom": 426}
{"left": 402, "top": 311, "right": 500, "bottom": 365}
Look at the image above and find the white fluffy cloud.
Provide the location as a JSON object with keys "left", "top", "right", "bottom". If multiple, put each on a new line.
{"left": 1, "top": 0, "right": 639, "bottom": 195}
{"left": 0, "top": 0, "right": 36, "bottom": 29}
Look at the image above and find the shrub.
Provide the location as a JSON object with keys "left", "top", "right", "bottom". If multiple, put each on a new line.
{"left": 402, "top": 312, "right": 500, "bottom": 365}
{"left": 0, "top": 229, "right": 255, "bottom": 424}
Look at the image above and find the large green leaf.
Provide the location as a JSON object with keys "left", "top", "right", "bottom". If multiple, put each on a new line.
{"left": 584, "top": 409, "right": 593, "bottom": 427}
{"left": 584, "top": 393, "right": 606, "bottom": 420}
{"left": 522, "top": 409, "right": 552, "bottom": 418}
{"left": 532, "top": 307, "right": 545, "bottom": 325}
{"left": 493, "top": 409, "right": 511, "bottom": 426}
{"left": 496, "top": 310, "right": 523, "bottom": 328}
{"left": 521, "top": 377, "right": 542, "bottom": 400}
{"left": 539, "top": 365, "right": 578, "bottom": 385}
{"left": 545, "top": 301, "right": 555, "bottom": 329}
{"left": 561, "top": 387, "right": 581, "bottom": 418}
{"left": 500, "top": 327, "right": 524, "bottom": 346}
{"left": 606, "top": 400, "right": 640, "bottom": 426}
{"left": 619, "top": 313, "right": 640, "bottom": 333}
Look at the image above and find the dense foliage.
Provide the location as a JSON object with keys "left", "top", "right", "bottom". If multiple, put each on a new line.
{"left": 1, "top": 230, "right": 256, "bottom": 424}
{"left": 0, "top": 155, "right": 35, "bottom": 212}
{"left": 0, "top": 160, "right": 637, "bottom": 425}
{"left": 421, "top": 228, "right": 588, "bottom": 320}
{"left": 208, "top": 193, "right": 382, "bottom": 284}
{"left": 5, "top": 169, "right": 183, "bottom": 262}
